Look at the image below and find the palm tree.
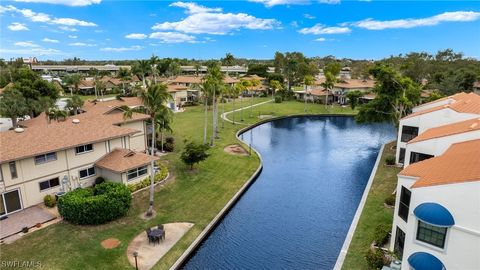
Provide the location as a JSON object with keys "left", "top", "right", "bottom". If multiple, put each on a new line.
{"left": 123, "top": 84, "right": 171, "bottom": 216}
{"left": 269, "top": 79, "right": 282, "bottom": 99}
{"left": 117, "top": 67, "right": 131, "bottom": 93}
{"left": 134, "top": 60, "right": 151, "bottom": 89}
{"left": 249, "top": 79, "right": 260, "bottom": 117}
{"left": 95, "top": 78, "right": 106, "bottom": 99}
{"left": 150, "top": 55, "right": 159, "bottom": 84}
{"left": 65, "top": 74, "right": 82, "bottom": 96}
{"left": 231, "top": 83, "right": 242, "bottom": 125}
{"left": 303, "top": 75, "right": 314, "bottom": 112}
{"left": 155, "top": 107, "right": 173, "bottom": 152}
{"left": 321, "top": 72, "right": 336, "bottom": 109}
{"left": 65, "top": 95, "right": 84, "bottom": 115}
{"left": 223, "top": 53, "right": 234, "bottom": 76}
{"left": 38, "top": 96, "right": 55, "bottom": 123}
{"left": 194, "top": 62, "right": 202, "bottom": 76}
{"left": 205, "top": 63, "right": 224, "bottom": 145}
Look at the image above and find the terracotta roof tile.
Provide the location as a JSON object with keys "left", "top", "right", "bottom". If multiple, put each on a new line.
{"left": 402, "top": 93, "right": 480, "bottom": 120}
{"left": 400, "top": 139, "right": 480, "bottom": 188}
{"left": 314, "top": 78, "right": 375, "bottom": 89}
{"left": 409, "top": 118, "right": 480, "bottom": 143}
{"left": 95, "top": 148, "right": 158, "bottom": 173}
{"left": 414, "top": 92, "right": 470, "bottom": 110}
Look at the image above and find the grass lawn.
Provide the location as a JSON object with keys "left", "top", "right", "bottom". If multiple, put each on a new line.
{"left": 0, "top": 98, "right": 357, "bottom": 270}
{"left": 341, "top": 141, "right": 402, "bottom": 270}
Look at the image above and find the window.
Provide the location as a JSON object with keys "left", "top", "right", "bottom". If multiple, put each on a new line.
{"left": 409, "top": 152, "right": 434, "bottom": 164}
{"left": 416, "top": 221, "right": 447, "bottom": 248}
{"left": 401, "top": 125, "right": 419, "bottom": 142}
{"left": 398, "top": 148, "right": 406, "bottom": 164}
{"left": 9, "top": 162, "right": 17, "bottom": 179}
{"left": 398, "top": 186, "right": 411, "bottom": 222}
{"left": 394, "top": 227, "right": 406, "bottom": 258}
{"left": 79, "top": 167, "right": 96, "bottom": 179}
{"left": 127, "top": 165, "right": 148, "bottom": 181}
{"left": 75, "top": 144, "right": 93, "bottom": 154}
{"left": 34, "top": 152, "right": 57, "bottom": 165}
{"left": 39, "top": 177, "right": 60, "bottom": 191}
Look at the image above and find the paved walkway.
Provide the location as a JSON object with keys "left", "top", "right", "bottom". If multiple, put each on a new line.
{"left": 0, "top": 206, "right": 56, "bottom": 240}
{"left": 221, "top": 99, "right": 273, "bottom": 125}
{"left": 126, "top": 222, "right": 194, "bottom": 270}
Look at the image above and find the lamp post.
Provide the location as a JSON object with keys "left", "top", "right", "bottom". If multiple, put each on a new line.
{"left": 133, "top": 251, "right": 138, "bottom": 270}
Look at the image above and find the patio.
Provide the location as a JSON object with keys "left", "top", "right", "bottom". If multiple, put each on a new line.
{"left": 127, "top": 222, "right": 194, "bottom": 270}
{"left": 0, "top": 206, "right": 57, "bottom": 240}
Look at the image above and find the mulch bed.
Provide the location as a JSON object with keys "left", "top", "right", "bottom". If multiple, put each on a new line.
{"left": 101, "top": 238, "right": 121, "bottom": 249}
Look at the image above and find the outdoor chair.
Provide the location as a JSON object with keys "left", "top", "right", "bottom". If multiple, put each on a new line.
{"left": 157, "top": 224, "right": 164, "bottom": 231}
{"left": 145, "top": 228, "right": 154, "bottom": 244}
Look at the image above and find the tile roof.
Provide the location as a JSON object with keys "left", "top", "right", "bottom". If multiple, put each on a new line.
{"left": 402, "top": 92, "right": 480, "bottom": 120}
{"left": 0, "top": 118, "right": 139, "bottom": 163}
{"left": 314, "top": 78, "right": 375, "bottom": 89}
{"left": 400, "top": 139, "right": 480, "bottom": 188}
{"left": 170, "top": 76, "right": 203, "bottom": 84}
{"left": 414, "top": 92, "right": 470, "bottom": 110}
{"left": 409, "top": 117, "right": 480, "bottom": 143}
{"left": 1, "top": 97, "right": 150, "bottom": 162}
{"left": 95, "top": 148, "right": 158, "bottom": 173}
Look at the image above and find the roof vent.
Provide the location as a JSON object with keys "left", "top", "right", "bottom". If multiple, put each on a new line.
{"left": 14, "top": 127, "right": 25, "bottom": 133}
{"left": 72, "top": 119, "right": 80, "bottom": 124}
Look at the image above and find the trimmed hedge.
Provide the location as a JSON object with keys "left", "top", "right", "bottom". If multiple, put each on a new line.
{"left": 58, "top": 182, "right": 132, "bottom": 225}
{"left": 43, "top": 194, "right": 56, "bottom": 208}
{"left": 127, "top": 163, "right": 168, "bottom": 193}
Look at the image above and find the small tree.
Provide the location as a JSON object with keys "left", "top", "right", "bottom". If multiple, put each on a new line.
{"left": 346, "top": 90, "right": 363, "bottom": 110}
{"left": 65, "top": 95, "right": 84, "bottom": 115}
{"left": 0, "top": 88, "right": 29, "bottom": 128}
{"left": 181, "top": 142, "right": 210, "bottom": 170}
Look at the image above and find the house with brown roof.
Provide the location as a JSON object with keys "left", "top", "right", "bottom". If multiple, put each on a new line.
{"left": 0, "top": 97, "right": 155, "bottom": 217}
{"left": 395, "top": 92, "right": 480, "bottom": 165}
{"left": 389, "top": 139, "right": 480, "bottom": 270}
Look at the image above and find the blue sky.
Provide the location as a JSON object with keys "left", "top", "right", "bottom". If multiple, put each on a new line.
{"left": 1, "top": 0, "right": 479, "bottom": 60}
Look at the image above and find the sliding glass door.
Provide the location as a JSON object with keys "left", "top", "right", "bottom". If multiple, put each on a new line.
{"left": 1, "top": 189, "right": 23, "bottom": 216}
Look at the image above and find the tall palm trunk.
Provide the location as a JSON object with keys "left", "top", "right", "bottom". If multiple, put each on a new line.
{"left": 250, "top": 93, "right": 254, "bottom": 117}
{"left": 240, "top": 96, "right": 244, "bottom": 121}
{"left": 160, "top": 125, "right": 164, "bottom": 152}
{"left": 203, "top": 95, "right": 208, "bottom": 144}
{"left": 221, "top": 94, "right": 225, "bottom": 129}
{"left": 142, "top": 76, "right": 146, "bottom": 88}
{"left": 211, "top": 89, "right": 216, "bottom": 146}
{"left": 232, "top": 97, "right": 236, "bottom": 125}
{"left": 147, "top": 118, "right": 155, "bottom": 216}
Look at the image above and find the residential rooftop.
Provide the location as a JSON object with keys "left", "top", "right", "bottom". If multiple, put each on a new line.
{"left": 408, "top": 117, "right": 480, "bottom": 144}
{"left": 95, "top": 148, "right": 158, "bottom": 173}
{"left": 400, "top": 139, "right": 480, "bottom": 188}
{"left": 402, "top": 92, "right": 480, "bottom": 120}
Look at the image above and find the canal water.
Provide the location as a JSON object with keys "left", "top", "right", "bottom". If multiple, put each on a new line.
{"left": 183, "top": 116, "right": 396, "bottom": 270}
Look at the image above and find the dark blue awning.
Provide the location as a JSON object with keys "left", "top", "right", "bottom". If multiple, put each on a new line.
{"left": 414, "top": 203, "right": 455, "bottom": 227}
{"left": 408, "top": 252, "right": 446, "bottom": 270}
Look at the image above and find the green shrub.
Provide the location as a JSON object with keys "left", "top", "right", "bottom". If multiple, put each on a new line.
{"left": 127, "top": 163, "right": 168, "bottom": 193}
{"left": 94, "top": 176, "right": 105, "bottom": 185}
{"left": 44, "top": 194, "right": 56, "bottom": 208}
{"left": 385, "top": 155, "right": 395, "bottom": 165}
{"left": 373, "top": 224, "right": 392, "bottom": 246}
{"left": 58, "top": 182, "right": 132, "bottom": 225}
{"left": 274, "top": 95, "right": 283, "bottom": 103}
{"left": 365, "top": 248, "right": 386, "bottom": 270}
{"left": 164, "top": 136, "right": 175, "bottom": 152}
{"left": 384, "top": 193, "right": 396, "bottom": 206}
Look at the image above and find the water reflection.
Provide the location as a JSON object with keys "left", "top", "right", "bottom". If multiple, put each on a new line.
{"left": 184, "top": 116, "right": 395, "bottom": 270}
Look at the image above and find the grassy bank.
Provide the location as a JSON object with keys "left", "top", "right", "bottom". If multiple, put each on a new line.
{"left": 0, "top": 98, "right": 356, "bottom": 270}
{"left": 341, "top": 141, "right": 402, "bottom": 270}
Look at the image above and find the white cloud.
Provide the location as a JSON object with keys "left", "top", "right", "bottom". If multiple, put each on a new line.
{"left": 304, "top": 14, "right": 315, "bottom": 19}
{"left": 59, "top": 26, "right": 78, "bottom": 31}
{"left": 290, "top": 21, "right": 299, "bottom": 28}
{"left": 100, "top": 45, "right": 143, "bottom": 52}
{"left": 354, "top": 11, "right": 480, "bottom": 30}
{"left": 125, "top": 33, "right": 147, "bottom": 39}
{"left": 1, "top": 5, "right": 97, "bottom": 28}
{"left": 13, "top": 0, "right": 101, "bottom": 6}
{"left": 51, "top": 18, "right": 97, "bottom": 26}
{"left": 170, "top": 2, "right": 222, "bottom": 14}
{"left": 42, "top": 38, "right": 59, "bottom": 43}
{"left": 299, "top": 24, "right": 351, "bottom": 34}
{"left": 318, "top": 0, "right": 340, "bottom": 4}
{"left": 69, "top": 42, "right": 96, "bottom": 47}
{"left": 249, "top": 0, "right": 309, "bottom": 7}
{"left": 8, "top": 22, "right": 29, "bottom": 31}
{"left": 68, "top": 35, "right": 78, "bottom": 39}
{"left": 153, "top": 2, "right": 279, "bottom": 35}
{"left": 315, "top": 37, "right": 326, "bottom": 41}
{"left": 0, "top": 47, "right": 62, "bottom": 56}
{"left": 14, "top": 41, "right": 40, "bottom": 47}
{"left": 149, "top": 32, "right": 197, "bottom": 43}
